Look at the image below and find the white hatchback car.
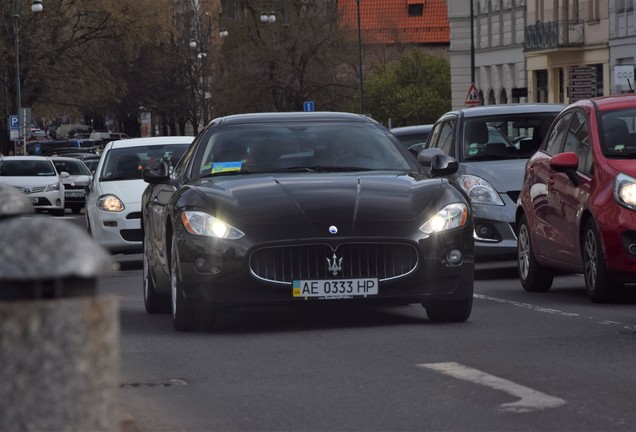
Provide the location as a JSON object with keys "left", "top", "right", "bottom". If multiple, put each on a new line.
{"left": 0, "top": 155, "right": 68, "bottom": 216}
{"left": 85, "top": 136, "right": 193, "bottom": 254}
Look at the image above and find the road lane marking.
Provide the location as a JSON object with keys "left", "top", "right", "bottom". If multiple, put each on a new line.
{"left": 474, "top": 293, "right": 636, "bottom": 332}
{"left": 418, "top": 362, "right": 566, "bottom": 413}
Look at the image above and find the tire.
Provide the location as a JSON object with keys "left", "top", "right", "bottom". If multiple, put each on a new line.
{"left": 517, "top": 214, "right": 553, "bottom": 292}
{"left": 143, "top": 239, "right": 170, "bottom": 314}
{"left": 170, "top": 233, "right": 215, "bottom": 331}
{"left": 582, "top": 219, "right": 620, "bottom": 303}
{"left": 425, "top": 295, "right": 473, "bottom": 323}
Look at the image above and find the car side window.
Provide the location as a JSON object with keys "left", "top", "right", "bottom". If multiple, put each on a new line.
{"left": 564, "top": 110, "right": 592, "bottom": 174}
{"left": 428, "top": 120, "right": 455, "bottom": 156}
{"left": 544, "top": 112, "right": 573, "bottom": 155}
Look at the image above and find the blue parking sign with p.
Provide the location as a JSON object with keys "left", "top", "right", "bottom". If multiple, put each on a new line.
{"left": 10, "top": 115, "right": 19, "bottom": 129}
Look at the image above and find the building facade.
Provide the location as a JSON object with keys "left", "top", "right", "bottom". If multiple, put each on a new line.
{"left": 448, "top": 0, "right": 634, "bottom": 110}
{"left": 609, "top": 0, "right": 636, "bottom": 94}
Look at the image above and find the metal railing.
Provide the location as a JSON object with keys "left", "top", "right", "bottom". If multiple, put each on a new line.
{"left": 524, "top": 20, "right": 584, "bottom": 51}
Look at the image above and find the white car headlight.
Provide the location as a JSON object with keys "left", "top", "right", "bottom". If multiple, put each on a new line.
{"left": 614, "top": 173, "right": 636, "bottom": 210}
{"left": 458, "top": 174, "right": 504, "bottom": 205}
{"left": 420, "top": 203, "right": 468, "bottom": 236}
{"left": 97, "top": 194, "right": 125, "bottom": 212}
{"left": 181, "top": 211, "right": 244, "bottom": 239}
{"left": 45, "top": 182, "right": 61, "bottom": 192}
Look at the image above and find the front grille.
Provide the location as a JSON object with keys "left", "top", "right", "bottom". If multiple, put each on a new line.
{"left": 121, "top": 229, "right": 142, "bottom": 242}
{"left": 64, "top": 184, "right": 85, "bottom": 190}
{"left": 19, "top": 186, "right": 46, "bottom": 194}
{"left": 250, "top": 242, "right": 418, "bottom": 284}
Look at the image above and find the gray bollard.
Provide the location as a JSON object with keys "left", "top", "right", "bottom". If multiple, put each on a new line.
{"left": 0, "top": 183, "right": 120, "bottom": 432}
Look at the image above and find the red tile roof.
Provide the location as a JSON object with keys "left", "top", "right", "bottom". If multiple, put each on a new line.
{"left": 339, "top": 0, "right": 449, "bottom": 45}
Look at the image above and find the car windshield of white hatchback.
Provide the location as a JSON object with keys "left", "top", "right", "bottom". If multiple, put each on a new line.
{"left": 100, "top": 144, "right": 188, "bottom": 181}
{"left": 0, "top": 160, "right": 56, "bottom": 176}
{"left": 601, "top": 110, "right": 636, "bottom": 158}
{"left": 462, "top": 114, "right": 558, "bottom": 161}
{"left": 53, "top": 160, "right": 91, "bottom": 176}
{"left": 193, "top": 122, "right": 415, "bottom": 177}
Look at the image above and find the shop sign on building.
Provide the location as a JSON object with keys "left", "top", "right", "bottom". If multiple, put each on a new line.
{"left": 568, "top": 65, "right": 597, "bottom": 102}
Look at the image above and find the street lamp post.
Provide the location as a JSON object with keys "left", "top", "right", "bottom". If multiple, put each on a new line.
{"left": 13, "top": 0, "right": 43, "bottom": 155}
{"left": 355, "top": 0, "right": 364, "bottom": 114}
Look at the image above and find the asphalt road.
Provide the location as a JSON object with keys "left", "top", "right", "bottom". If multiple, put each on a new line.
{"left": 60, "top": 212, "right": 636, "bottom": 431}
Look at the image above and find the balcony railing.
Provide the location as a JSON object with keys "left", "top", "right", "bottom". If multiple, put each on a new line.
{"left": 524, "top": 20, "right": 584, "bottom": 51}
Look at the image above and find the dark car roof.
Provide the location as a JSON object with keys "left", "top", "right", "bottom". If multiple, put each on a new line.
{"left": 211, "top": 111, "right": 378, "bottom": 126}
{"left": 441, "top": 104, "right": 565, "bottom": 119}
{"left": 390, "top": 124, "right": 434, "bottom": 136}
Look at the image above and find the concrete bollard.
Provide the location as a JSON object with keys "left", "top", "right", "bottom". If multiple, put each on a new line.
{"left": 0, "top": 183, "right": 119, "bottom": 432}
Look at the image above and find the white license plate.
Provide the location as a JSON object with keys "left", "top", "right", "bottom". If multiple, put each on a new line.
{"left": 293, "top": 278, "right": 378, "bottom": 299}
{"left": 66, "top": 191, "right": 85, "bottom": 198}
{"left": 31, "top": 198, "right": 38, "bottom": 204}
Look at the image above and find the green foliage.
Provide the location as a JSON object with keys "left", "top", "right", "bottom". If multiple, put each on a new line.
{"left": 365, "top": 49, "right": 451, "bottom": 127}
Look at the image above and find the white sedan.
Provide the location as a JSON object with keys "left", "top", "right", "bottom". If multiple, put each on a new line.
{"left": 0, "top": 155, "right": 68, "bottom": 216}
{"left": 85, "top": 136, "right": 193, "bottom": 254}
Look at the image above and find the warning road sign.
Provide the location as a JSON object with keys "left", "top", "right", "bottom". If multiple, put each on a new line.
{"left": 465, "top": 83, "right": 480, "bottom": 106}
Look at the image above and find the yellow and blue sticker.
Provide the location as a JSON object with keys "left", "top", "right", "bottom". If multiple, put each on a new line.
{"left": 211, "top": 161, "right": 242, "bottom": 173}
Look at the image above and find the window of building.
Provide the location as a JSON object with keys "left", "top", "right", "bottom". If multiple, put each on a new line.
{"left": 535, "top": 69, "right": 548, "bottom": 102}
{"left": 594, "top": 64, "right": 604, "bottom": 97}
{"left": 408, "top": 3, "right": 424, "bottom": 17}
{"left": 617, "top": 0, "right": 634, "bottom": 13}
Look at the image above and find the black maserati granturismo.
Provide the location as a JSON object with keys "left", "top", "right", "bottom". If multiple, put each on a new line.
{"left": 141, "top": 112, "right": 474, "bottom": 331}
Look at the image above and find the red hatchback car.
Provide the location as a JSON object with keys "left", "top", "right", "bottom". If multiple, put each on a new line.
{"left": 516, "top": 94, "right": 636, "bottom": 302}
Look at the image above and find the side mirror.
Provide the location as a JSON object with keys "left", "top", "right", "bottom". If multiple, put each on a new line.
{"left": 59, "top": 171, "right": 70, "bottom": 179}
{"left": 430, "top": 154, "right": 459, "bottom": 177}
{"left": 142, "top": 161, "right": 170, "bottom": 184}
{"left": 417, "top": 148, "right": 444, "bottom": 167}
{"left": 549, "top": 152, "right": 579, "bottom": 186}
{"left": 549, "top": 152, "right": 578, "bottom": 171}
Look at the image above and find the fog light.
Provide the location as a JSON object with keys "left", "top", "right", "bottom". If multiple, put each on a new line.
{"left": 194, "top": 257, "right": 208, "bottom": 272}
{"left": 447, "top": 249, "right": 462, "bottom": 264}
{"left": 629, "top": 244, "right": 636, "bottom": 255}
{"left": 475, "top": 224, "right": 494, "bottom": 239}
{"left": 56, "top": 199, "right": 62, "bottom": 206}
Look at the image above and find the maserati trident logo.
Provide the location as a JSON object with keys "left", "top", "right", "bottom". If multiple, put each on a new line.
{"left": 326, "top": 253, "right": 343, "bottom": 276}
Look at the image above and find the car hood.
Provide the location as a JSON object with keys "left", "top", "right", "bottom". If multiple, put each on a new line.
{"left": 97, "top": 179, "right": 147, "bottom": 204}
{"left": 606, "top": 159, "right": 636, "bottom": 178}
{"left": 0, "top": 176, "right": 60, "bottom": 187}
{"left": 187, "top": 173, "right": 447, "bottom": 225}
{"left": 461, "top": 159, "right": 527, "bottom": 192}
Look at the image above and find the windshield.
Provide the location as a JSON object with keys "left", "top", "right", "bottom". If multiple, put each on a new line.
{"left": 0, "top": 159, "right": 56, "bottom": 176}
{"left": 100, "top": 144, "right": 189, "bottom": 180}
{"left": 192, "top": 122, "right": 416, "bottom": 178}
{"left": 52, "top": 159, "right": 91, "bottom": 176}
{"left": 461, "top": 113, "right": 559, "bottom": 161}
{"left": 600, "top": 108, "right": 636, "bottom": 158}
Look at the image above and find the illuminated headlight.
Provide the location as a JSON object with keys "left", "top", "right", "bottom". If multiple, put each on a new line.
{"left": 614, "top": 173, "right": 636, "bottom": 210}
{"left": 458, "top": 174, "right": 504, "bottom": 205}
{"left": 45, "top": 182, "right": 61, "bottom": 192}
{"left": 97, "top": 194, "right": 125, "bottom": 212}
{"left": 181, "top": 211, "right": 244, "bottom": 239}
{"left": 420, "top": 203, "right": 468, "bottom": 236}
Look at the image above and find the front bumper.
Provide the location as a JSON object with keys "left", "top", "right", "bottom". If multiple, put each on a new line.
{"left": 88, "top": 204, "right": 142, "bottom": 254}
{"left": 172, "top": 226, "right": 475, "bottom": 311}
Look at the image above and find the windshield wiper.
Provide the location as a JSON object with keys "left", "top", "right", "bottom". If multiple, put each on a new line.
{"left": 267, "top": 166, "right": 373, "bottom": 173}
{"left": 199, "top": 170, "right": 252, "bottom": 178}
